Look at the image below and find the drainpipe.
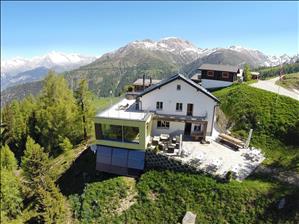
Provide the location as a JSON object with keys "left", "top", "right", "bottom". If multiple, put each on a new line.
{"left": 143, "top": 75, "right": 145, "bottom": 91}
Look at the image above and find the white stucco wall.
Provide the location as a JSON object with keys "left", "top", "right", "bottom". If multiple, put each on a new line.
{"left": 140, "top": 79, "right": 217, "bottom": 135}
{"left": 152, "top": 120, "right": 185, "bottom": 136}
{"left": 201, "top": 79, "right": 233, "bottom": 89}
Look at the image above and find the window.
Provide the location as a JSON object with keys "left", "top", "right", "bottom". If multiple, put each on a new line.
{"left": 176, "top": 103, "right": 183, "bottom": 111}
{"left": 96, "top": 123, "right": 140, "bottom": 144}
{"left": 156, "top": 101, "right": 163, "bottom": 110}
{"left": 207, "top": 71, "right": 214, "bottom": 77}
{"left": 222, "top": 72, "right": 229, "bottom": 79}
{"left": 177, "top": 84, "right": 181, "bottom": 90}
{"left": 157, "top": 120, "right": 170, "bottom": 129}
{"left": 193, "top": 125, "right": 201, "bottom": 132}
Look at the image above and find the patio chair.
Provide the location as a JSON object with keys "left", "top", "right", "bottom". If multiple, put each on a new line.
{"left": 172, "top": 137, "right": 177, "bottom": 144}
{"left": 167, "top": 144, "right": 175, "bottom": 153}
{"left": 152, "top": 136, "right": 160, "bottom": 146}
{"left": 158, "top": 142, "right": 166, "bottom": 151}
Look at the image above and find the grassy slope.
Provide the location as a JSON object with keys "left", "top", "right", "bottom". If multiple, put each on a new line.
{"left": 213, "top": 84, "right": 299, "bottom": 171}
{"left": 276, "top": 73, "right": 299, "bottom": 91}
{"left": 69, "top": 170, "right": 299, "bottom": 224}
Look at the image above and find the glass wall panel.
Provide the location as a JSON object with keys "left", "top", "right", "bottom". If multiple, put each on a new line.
{"left": 96, "top": 123, "right": 140, "bottom": 144}
{"left": 124, "top": 126, "right": 140, "bottom": 143}
{"left": 101, "top": 124, "right": 122, "bottom": 141}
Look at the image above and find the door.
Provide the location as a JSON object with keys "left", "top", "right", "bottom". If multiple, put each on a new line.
{"left": 184, "top": 123, "right": 192, "bottom": 135}
{"left": 187, "top": 104, "right": 193, "bottom": 116}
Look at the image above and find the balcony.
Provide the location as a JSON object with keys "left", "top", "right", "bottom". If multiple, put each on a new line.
{"left": 153, "top": 112, "right": 208, "bottom": 122}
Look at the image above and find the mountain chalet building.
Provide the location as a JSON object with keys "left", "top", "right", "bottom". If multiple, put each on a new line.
{"left": 94, "top": 74, "right": 219, "bottom": 176}
{"left": 191, "top": 64, "right": 243, "bottom": 89}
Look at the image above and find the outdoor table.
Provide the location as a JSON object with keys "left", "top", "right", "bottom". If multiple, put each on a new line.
{"left": 160, "top": 134, "right": 170, "bottom": 141}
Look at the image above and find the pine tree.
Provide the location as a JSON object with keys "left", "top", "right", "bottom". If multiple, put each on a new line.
{"left": 0, "top": 170, "right": 23, "bottom": 220}
{"left": 35, "top": 72, "right": 81, "bottom": 154}
{"left": 0, "top": 144, "right": 17, "bottom": 171}
{"left": 75, "top": 79, "right": 95, "bottom": 141}
{"left": 35, "top": 175, "right": 68, "bottom": 224}
{"left": 21, "top": 136, "right": 50, "bottom": 193}
{"left": 1, "top": 96, "right": 36, "bottom": 159}
{"left": 1, "top": 100, "right": 27, "bottom": 157}
{"left": 244, "top": 64, "right": 252, "bottom": 81}
{"left": 59, "top": 137, "right": 73, "bottom": 152}
{"left": 21, "top": 136, "right": 69, "bottom": 223}
{"left": 0, "top": 145, "right": 22, "bottom": 220}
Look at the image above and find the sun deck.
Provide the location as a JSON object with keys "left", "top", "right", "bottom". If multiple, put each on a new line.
{"left": 96, "top": 98, "right": 150, "bottom": 121}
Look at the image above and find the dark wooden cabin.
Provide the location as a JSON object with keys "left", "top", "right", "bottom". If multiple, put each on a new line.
{"left": 199, "top": 64, "right": 239, "bottom": 82}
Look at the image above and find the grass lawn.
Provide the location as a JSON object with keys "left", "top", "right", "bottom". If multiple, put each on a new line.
{"left": 276, "top": 73, "right": 299, "bottom": 91}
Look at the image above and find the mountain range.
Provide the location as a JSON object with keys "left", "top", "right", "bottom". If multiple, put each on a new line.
{"left": 1, "top": 51, "right": 96, "bottom": 89}
{"left": 1, "top": 37, "right": 298, "bottom": 104}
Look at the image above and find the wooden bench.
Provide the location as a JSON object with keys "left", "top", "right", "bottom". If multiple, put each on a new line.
{"left": 218, "top": 133, "right": 245, "bottom": 150}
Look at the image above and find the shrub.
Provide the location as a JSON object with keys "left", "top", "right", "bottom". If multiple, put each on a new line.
{"left": 225, "top": 171, "right": 233, "bottom": 182}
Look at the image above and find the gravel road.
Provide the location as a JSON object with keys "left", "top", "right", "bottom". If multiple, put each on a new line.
{"left": 250, "top": 77, "right": 299, "bottom": 101}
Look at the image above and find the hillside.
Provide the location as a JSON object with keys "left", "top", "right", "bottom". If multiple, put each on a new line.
{"left": 183, "top": 47, "right": 269, "bottom": 75}
{"left": 1, "top": 66, "right": 49, "bottom": 90}
{"left": 67, "top": 168, "right": 299, "bottom": 223}
{"left": 255, "top": 62, "right": 299, "bottom": 79}
{"left": 276, "top": 73, "right": 299, "bottom": 91}
{"left": 64, "top": 48, "right": 180, "bottom": 97}
{"left": 1, "top": 80, "right": 43, "bottom": 106}
{"left": 213, "top": 84, "right": 299, "bottom": 171}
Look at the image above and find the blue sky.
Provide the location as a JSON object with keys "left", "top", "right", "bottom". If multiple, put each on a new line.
{"left": 1, "top": 1, "right": 298, "bottom": 60}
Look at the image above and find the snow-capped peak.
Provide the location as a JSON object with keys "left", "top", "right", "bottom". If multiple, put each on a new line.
{"left": 161, "top": 36, "right": 180, "bottom": 41}
{"left": 228, "top": 45, "right": 259, "bottom": 53}
{"left": 127, "top": 37, "right": 205, "bottom": 57}
{"left": 1, "top": 51, "right": 96, "bottom": 77}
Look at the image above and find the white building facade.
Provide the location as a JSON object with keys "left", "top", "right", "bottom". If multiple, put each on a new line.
{"left": 137, "top": 74, "right": 219, "bottom": 138}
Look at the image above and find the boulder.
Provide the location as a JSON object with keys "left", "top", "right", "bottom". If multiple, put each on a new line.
{"left": 182, "top": 211, "right": 196, "bottom": 224}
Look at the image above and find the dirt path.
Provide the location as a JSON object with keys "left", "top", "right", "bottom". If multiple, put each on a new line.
{"left": 250, "top": 77, "right": 299, "bottom": 101}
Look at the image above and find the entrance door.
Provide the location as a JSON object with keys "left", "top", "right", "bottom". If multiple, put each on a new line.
{"left": 187, "top": 104, "right": 193, "bottom": 116}
{"left": 184, "top": 123, "right": 192, "bottom": 135}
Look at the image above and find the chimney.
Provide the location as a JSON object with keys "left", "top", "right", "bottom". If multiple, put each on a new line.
{"left": 149, "top": 77, "right": 152, "bottom": 86}
{"left": 143, "top": 75, "right": 145, "bottom": 90}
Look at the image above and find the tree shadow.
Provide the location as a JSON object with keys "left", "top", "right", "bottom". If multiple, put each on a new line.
{"left": 56, "top": 148, "right": 118, "bottom": 196}
{"left": 254, "top": 190, "right": 299, "bottom": 223}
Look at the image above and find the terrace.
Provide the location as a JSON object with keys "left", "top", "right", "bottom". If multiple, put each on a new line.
{"left": 148, "top": 133, "right": 265, "bottom": 180}
{"left": 96, "top": 98, "right": 150, "bottom": 121}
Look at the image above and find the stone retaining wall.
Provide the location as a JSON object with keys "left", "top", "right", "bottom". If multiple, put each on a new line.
{"left": 145, "top": 151, "right": 224, "bottom": 181}
{"left": 145, "top": 151, "right": 199, "bottom": 174}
